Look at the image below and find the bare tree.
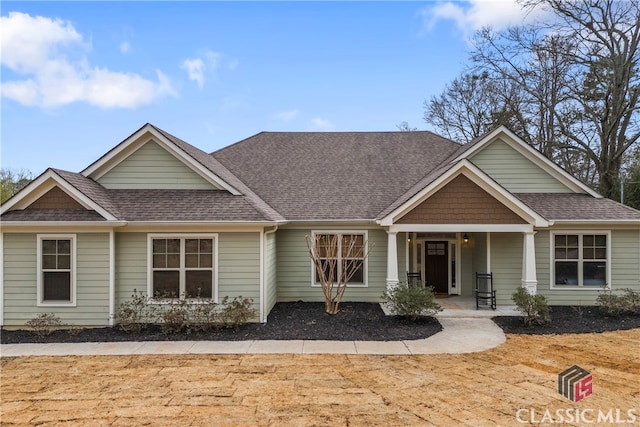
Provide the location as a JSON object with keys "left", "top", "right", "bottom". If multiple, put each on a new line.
{"left": 471, "top": 0, "right": 640, "bottom": 197}
{"left": 305, "top": 233, "right": 372, "bottom": 315}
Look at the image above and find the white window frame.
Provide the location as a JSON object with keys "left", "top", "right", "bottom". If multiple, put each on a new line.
{"left": 310, "top": 230, "right": 368, "bottom": 288}
{"left": 147, "top": 234, "right": 219, "bottom": 302}
{"left": 550, "top": 230, "right": 611, "bottom": 290}
{"left": 37, "top": 234, "right": 77, "bottom": 307}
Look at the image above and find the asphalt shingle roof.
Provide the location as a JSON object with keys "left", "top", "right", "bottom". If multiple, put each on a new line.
{"left": 516, "top": 193, "right": 640, "bottom": 221}
{"left": 1, "top": 209, "right": 105, "bottom": 222}
{"left": 212, "top": 131, "right": 462, "bottom": 221}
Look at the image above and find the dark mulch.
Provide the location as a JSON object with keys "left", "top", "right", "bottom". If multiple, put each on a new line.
{"left": 494, "top": 305, "right": 640, "bottom": 335}
{"left": 0, "top": 302, "right": 442, "bottom": 344}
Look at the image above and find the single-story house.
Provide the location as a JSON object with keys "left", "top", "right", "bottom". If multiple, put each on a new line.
{"left": 2, "top": 123, "right": 639, "bottom": 326}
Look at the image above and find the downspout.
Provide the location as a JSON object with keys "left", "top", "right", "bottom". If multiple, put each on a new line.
{"left": 109, "top": 229, "right": 115, "bottom": 326}
{"left": 261, "top": 226, "right": 279, "bottom": 323}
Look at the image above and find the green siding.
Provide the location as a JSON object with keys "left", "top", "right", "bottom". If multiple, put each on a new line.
{"left": 3, "top": 233, "right": 110, "bottom": 326}
{"left": 470, "top": 138, "right": 572, "bottom": 193}
{"left": 276, "top": 228, "right": 387, "bottom": 303}
{"left": 115, "top": 232, "right": 261, "bottom": 312}
{"left": 98, "top": 141, "right": 217, "bottom": 189}
{"left": 265, "top": 232, "right": 277, "bottom": 315}
{"left": 537, "top": 229, "right": 640, "bottom": 305}
{"left": 490, "top": 233, "right": 524, "bottom": 305}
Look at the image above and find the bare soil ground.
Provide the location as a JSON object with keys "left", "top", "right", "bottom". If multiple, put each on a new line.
{"left": 2, "top": 328, "right": 638, "bottom": 426}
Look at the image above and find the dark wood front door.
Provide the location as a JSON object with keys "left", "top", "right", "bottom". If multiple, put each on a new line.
{"left": 425, "top": 241, "right": 448, "bottom": 294}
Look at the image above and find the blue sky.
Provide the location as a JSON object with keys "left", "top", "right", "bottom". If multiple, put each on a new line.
{"left": 1, "top": 1, "right": 537, "bottom": 175}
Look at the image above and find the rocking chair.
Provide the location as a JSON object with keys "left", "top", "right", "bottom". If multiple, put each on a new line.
{"left": 475, "top": 272, "right": 496, "bottom": 310}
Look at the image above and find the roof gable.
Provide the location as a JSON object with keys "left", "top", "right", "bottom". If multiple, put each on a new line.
{"left": 379, "top": 160, "right": 549, "bottom": 227}
{"left": 82, "top": 123, "right": 240, "bottom": 194}
{"left": 0, "top": 169, "right": 119, "bottom": 221}
{"left": 396, "top": 174, "right": 527, "bottom": 224}
{"left": 97, "top": 140, "right": 216, "bottom": 190}
{"left": 454, "top": 126, "right": 600, "bottom": 197}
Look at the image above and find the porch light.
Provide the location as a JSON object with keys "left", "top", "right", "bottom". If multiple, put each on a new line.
{"left": 463, "top": 233, "right": 469, "bottom": 244}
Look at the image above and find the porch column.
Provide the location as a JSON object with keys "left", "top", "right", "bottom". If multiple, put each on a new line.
{"left": 386, "top": 231, "right": 399, "bottom": 290}
{"left": 522, "top": 231, "right": 538, "bottom": 294}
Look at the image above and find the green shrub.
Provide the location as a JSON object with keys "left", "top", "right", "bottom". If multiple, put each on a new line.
{"left": 25, "top": 313, "right": 64, "bottom": 339}
{"left": 115, "top": 290, "right": 158, "bottom": 333}
{"left": 381, "top": 282, "right": 443, "bottom": 321}
{"left": 512, "top": 287, "right": 551, "bottom": 326}
{"left": 596, "top": 288, "right": 640, "bottom": 317}
{"left": 220, "top": 296, "right": 257, "bottom": 329}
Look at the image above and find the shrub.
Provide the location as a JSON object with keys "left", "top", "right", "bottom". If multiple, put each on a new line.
{"left": 512, "top": 287, "right": 551, "bottom": 326}
{"left": 381, "top": 282, "right": 443, "bottom": 321}
{"left": 25, "top": 313, "right": 64, "bottom": 339}
{"left": 115, "top": 290, "right": 158, "bottom": 333}
{"left": 596, "top": 288, "right": 640, "bottom": 317}
{"left": 220, "top": 296, "right": 257, "bottom": 329}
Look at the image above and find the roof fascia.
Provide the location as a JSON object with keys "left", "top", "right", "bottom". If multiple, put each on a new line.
{"left": 378, "top": 159, "right": 549, "bottom": 227}
{"left": 453, "top": 126, "right": 601, "bottom": 198}
{"left": 81, "top": 124, "right": 241, "bottom": 195}
{"left": 0, "top": 170, "right": 117, "bottom": 221}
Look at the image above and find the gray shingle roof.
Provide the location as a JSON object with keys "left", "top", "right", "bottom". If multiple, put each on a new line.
{"left": 212, "top": 131, "right": 462, "bottom": 221}
{"left": 52, "top": 169, "right": 122, "bottom": 218}
{"left": 1, "top": 209, "right": 105, "bottom": 222}
{"left": 515, "top": 193, "right": 640, "bottom": 221}
{"left": 109, "top": 189, "right": 268, "bottom": 221}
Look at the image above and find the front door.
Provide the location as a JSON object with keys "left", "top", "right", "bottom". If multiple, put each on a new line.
{"left": 425, "top": 241, "right": 448, "bottom": 294}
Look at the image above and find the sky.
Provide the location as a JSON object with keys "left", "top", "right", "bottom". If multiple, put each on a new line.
{"left": 1, "top": 1, "right": 541, "bottom": 176}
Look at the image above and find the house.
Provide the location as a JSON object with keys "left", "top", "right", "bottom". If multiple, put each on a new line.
{"left": 2, "top": 123, "right": 639, "bottom": 326}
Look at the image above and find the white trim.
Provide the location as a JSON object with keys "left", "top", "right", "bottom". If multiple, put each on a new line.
{"left": 0, "top": 170, "right": 118, "bottom": 221}
{"left": 262, "top": 226, "right": 278, "bottom": 323}
{"left": 386, "top": 231, "right": 399, "bottom": 290}
{"left": 36, "top": 234, "right": 77, "bottom": 307}
{"left": 147, "top": 233, "right": 219, "bottom": 302}
{"left": 486, "top": 232, "right": 491, "bottom": 274}
{"left": 0, "top": 232, "right": 4, "bottom": 326}
{"left": 549, "top": 230, "right": 611, "bottom": 290}
{"left": 453, "top": 126, "right": 600, "bottom": 197}
{"left": 416, "top": 236, "right": 459, "bottom": 295}
{"left": 81, "top": 125, "right": 241, "bottom": 195}
{"left": 109, "top": 230, "right": 115, "bottom": 326}
{"left": 390, "top": 224, "right": 535, "bottom": 233}
{"left": 379, "top": 160, "right": 549, "bottom": 227}
{"left": 310, "top": 230, "right": 369, "bottom": 288}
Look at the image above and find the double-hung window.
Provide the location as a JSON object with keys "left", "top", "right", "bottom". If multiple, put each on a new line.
{"left": 37, "top": 235, "right": 76, "bottom": 306}
{"left": 149, "top": 235, "right": 217, "bottom": 300}
{"left": 553, "top": 233, "right": 608, "bottom": 288}
{"left": 312, "top": 231, "right": 367, "bottom": 287}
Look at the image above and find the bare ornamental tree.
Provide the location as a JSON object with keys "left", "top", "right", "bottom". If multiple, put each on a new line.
{"left": 305, "top": 233, "right": 372, "bottom": 315}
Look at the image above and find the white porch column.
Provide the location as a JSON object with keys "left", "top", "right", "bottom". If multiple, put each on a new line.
{"left": 522, "top": 231, "right": 538, "bottom": 294}
{"left": 386, "top": 231, "right": 399, "bottom": 290}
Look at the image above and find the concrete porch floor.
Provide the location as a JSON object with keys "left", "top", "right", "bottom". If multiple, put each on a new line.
{"left": 435, "top": 295, "right": 520, "bottom": 318}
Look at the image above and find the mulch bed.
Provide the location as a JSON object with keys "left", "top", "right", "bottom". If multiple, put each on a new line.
{"left": 3, "top": 303, "right": 639, "bottom": 344}
{"left": 0, "top": 302, "right": 442, "bottom": 344}
{"left": 494, "top": 305, "right": 640, "bottom": 334}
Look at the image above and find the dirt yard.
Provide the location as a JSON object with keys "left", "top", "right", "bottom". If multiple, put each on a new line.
{"left": 2, "top": 330, "right": 639, "bottom": 426}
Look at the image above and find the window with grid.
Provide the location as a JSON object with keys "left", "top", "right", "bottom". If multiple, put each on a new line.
{"left": 554, "top": 233, "right": 607, "bottom": 287}
{"left": 38, "top": 235, "right": 75, "bottom": 305}
{"left": 150, "top": 236, "right": 215, "bottom": 299}
{"left": 313, "top": 232, "right": 366, "bottom": 286}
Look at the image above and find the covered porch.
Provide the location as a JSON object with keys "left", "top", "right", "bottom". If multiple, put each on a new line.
{"left": 384, "top": 226, "right": 539, "bottom": 306}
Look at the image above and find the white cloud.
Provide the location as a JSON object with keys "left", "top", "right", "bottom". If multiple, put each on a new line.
{"left": 181, "top": 49, "right": 228, "bottom": 89}
{"left": 0, "top": 12, "right": 175, "bottom": 108}
{"left": 310, "top": 117, "right": 334, "bottom": 131}
{"left": 423, "top": 0, "right": 542, "bottom": 38}
{"left": 119, "top": 41, "right": 130, "bottom": 54}
{"left": 273, "top": 109, "right": 300, "bottom": 122}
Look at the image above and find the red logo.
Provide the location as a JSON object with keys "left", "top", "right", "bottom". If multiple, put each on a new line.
{"left": 558, "top": 365, "right": 592, "bottom": 402}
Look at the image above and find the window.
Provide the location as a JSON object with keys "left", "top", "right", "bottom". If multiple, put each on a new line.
{"left": 149, "top": 235, "right": 216, "bottom": 299}
{"left": 37, "top": 235, "right": 76, "bottom": 306}
{"left": 312, "top": 231, "right": 367, "bottom": 287}
{"left": 553, "top": 233, "right": 608, "bottom": 288}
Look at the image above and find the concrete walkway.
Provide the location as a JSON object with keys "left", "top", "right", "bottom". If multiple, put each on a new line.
{"left": 0, "top": 317, "right": 506, "bottom": 357}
